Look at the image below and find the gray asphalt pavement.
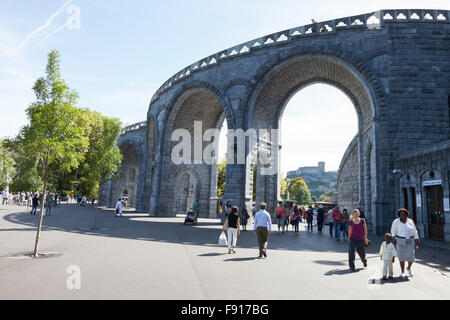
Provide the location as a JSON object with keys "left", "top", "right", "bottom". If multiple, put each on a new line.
{"left": 1, "top": 204, "right": 449, "bottom": 300}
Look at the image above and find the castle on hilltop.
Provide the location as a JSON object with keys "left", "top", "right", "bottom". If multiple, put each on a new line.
{"left": 287, "top": 162, "right": 338, "bottom": 200}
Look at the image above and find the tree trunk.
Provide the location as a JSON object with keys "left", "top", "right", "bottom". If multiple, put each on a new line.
{"left": 33, "top": 154, "right": 49, "bottom": 258}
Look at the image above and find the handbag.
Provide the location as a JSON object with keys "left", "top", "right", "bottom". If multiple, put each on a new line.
{"left": 218, "top": 232, "right": 227, "bottom": 245}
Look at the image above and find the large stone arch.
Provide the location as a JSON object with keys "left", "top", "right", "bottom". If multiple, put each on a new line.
{"left": 109, "top": 141, "right": 141, "bottom": 209}
{"left": 246, "top": 54, "right": 378, "bottom": 216}
{"left": 153, "top": 84, "right": 233, "bottom": 217}
{"left": 136, "top": 9, "right": 448, "bottom": 237}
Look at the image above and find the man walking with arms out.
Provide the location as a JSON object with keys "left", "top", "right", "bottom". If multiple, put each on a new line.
{"left": 253, "top": 202, "right": 272, "bottom": 259}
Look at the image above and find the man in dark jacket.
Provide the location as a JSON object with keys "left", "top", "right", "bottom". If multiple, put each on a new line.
{"left": 317, "top": 206, "right": 326, "bottom": 232}
{"left": 31, "top": 194, "right": 39, "bottom": 215}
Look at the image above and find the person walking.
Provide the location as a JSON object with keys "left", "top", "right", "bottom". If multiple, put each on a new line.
{"left": 332, "top": 207, "right": 343, "bottom": 241}
{"left": 115, "top": 198, "right": 123, "bottom": 217}
{"left": 348, "top": 209, "right": 369, "bottom": 271}
{"left": 223, "top": 206, "right": 240, "bottom": 254}
{"left": 193, "top": 200, "right": 200, "bottom": 218}
{"left": 391, "top": 208, "right": 420, "bottom": 278}
{"left": 80, "top": 195, "right": 87, "bottom": 207}
{"left": 275, "top": 201, "right": 286, "bottom": 233}
{"left": 222, "top": 201, "right": 232, "bottom": 225}
{"left": 380, "top": 233, "right": 398, "bottom": 281}
{"left": 292, "top": 205, "right": 301, "bottom": 233}
{"left": 342, "top": 209, "right": 350, "bottom": 240}
{"left": 285, "top": 205, "right": 292, "bottom": 232}
{"left": 31, "top": 194, "right": 39, "bottom": 215}
{"left": 240, "top": 204, "right": 250, "bottom": 231}
{"left": 306, "top": 206, "right": 314, "bottom": 232}
{"left": 253, "top": 202, "right": 272, "bottom": 259}
{"left": 45, "top": 194, "right": 53, "bottom": 216}
{"left": 317, "top": 205, "right": 326, "bottom": 232}
{"left": 328, "top": 207, "right": 334, "bottom": 237}
{"left": 356, "top": 206, "right": 365, "bottom": 219}
{"left": 313, "top": 206, "right": 318, "bottom": 227}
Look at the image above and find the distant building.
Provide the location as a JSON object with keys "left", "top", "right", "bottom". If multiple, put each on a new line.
{"left": 287, "top": 162, "right": 338, "bottom": 199}
{"left": 287, "top": 162, "right": 337, "bottom": 179}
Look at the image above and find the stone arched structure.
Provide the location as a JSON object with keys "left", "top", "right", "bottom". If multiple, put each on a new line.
{"left": 101, "top": 9, "right": 450, "bottom": 237}
{"left": 245, "top": 55, "right": 377, "bottom": 215}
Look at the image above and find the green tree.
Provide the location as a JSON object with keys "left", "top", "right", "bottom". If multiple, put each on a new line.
{"left": 217, "top": 158, "right": 226, "bottom": 197}
{"left": 288, "top": 177, "right": 313, "bottom": 206}
{"left": 16, "top": 49, "right": 88, "bottom": 257}
{"left": 4, "top": 141, "right": 42, "bottom": 193}
{"left": 280, "top": 175, "right": 287, "bottom": 200}
{"left": 76, "top": 109, "right": 122, "bottom": 198}
{"left": 0, "top": 141, "right": 15, "bottom": 190}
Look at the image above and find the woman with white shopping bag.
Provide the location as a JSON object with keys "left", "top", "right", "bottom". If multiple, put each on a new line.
{"left": 222, "top": 206, "right": 240, "bottom": 254}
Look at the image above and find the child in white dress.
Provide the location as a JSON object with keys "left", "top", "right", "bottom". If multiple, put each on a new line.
{"left": 380, "top": 233, "right": 398, "bottom": 280}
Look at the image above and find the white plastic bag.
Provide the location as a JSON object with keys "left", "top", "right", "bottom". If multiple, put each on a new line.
{"left": 218, "top": 232, "right": 227, "bottom": 246}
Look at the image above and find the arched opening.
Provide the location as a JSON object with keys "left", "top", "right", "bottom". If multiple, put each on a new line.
{"left": 248, "top": 55, "right": 376, "bottom": 221}
{"left": 174, "top": 170, "right": 200, "bottom": 215}
{"left": 111, "top": 142, "right": 139, "bottom": 209}
{"left": 160, "top": 88, "right": 230, "bottom": 217}
{"left": 279, "top": 84, "right": 357, "bottom": 207}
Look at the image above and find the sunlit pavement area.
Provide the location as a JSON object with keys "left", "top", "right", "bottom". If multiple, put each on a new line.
{"left": 1, "top": 204, "right": 450, "bottom": 300}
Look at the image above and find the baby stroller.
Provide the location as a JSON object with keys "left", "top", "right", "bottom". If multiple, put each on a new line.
{"left": 184, "top": 210, "right": 198, "bottom": 225}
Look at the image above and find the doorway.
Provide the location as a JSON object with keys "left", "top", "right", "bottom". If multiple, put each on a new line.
{"left": 425, "top": 185, "right": 445, "bottom": 241}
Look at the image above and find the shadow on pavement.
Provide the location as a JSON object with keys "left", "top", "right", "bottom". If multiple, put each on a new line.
{"left": 2, "top": 204, "right": 450, "bottom": 276}
{"left": 314, "top": 260, "right": 346, "bottom": 266}
{"left": 199, "top": 253, "right": 227, "bottom": 257}
{"left": 324, "top": 268, "right": 364, "bottom": 276}
{"left": 223, "top": 257, "right": 259, "bottom": 262}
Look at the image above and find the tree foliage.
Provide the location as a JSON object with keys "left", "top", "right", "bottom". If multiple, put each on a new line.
{"left": 280, "top": 175, "right": 287, "bottom": 200}
{"left": 217, "top": 158, "right": 226, "bottom": 197}
{"left": 0, "top": 141, "right": 15, "bottom": 190}
{"left": 288, "top": 177, "right": 313, "bottom": 206}
{"left": 6, "top": 50, "right": 123, "bottom": 199}
{"left": 76, "top": 109, "right": 122, "bottom": 197}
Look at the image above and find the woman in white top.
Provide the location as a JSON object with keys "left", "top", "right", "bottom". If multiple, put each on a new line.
{"left": 115, "top": 198, "right": 123, "bottom": 217}
{"left": 391, "top": 208, "right": 420, "bottom": 278}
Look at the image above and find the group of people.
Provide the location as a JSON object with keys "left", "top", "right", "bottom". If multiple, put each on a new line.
{"left": 221, "top": 201, "right": 272, "bottom": 258}
{"left": 1, "top": 190, "right": 99, "bottom": 217}
{"left": 76, "top": 194, "right": 96, "bottom": 207}
{"left": 1, "top": 190, "right": 39, "bottom": 207}
{"left": 220, "top": 199, "right": 421, "bottom": 278}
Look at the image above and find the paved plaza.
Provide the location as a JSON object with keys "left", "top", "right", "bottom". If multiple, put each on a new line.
{"left": 1, "top": 204, "right": 450, "bottom": 300}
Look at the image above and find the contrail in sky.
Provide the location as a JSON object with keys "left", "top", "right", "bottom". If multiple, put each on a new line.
{"left": 17, "top": 0, "right": 73, "bottom": 52}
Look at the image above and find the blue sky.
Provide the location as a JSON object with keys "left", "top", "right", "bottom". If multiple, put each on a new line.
{"left": 1, "top": 0, "right": 448, "bottom": 173}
